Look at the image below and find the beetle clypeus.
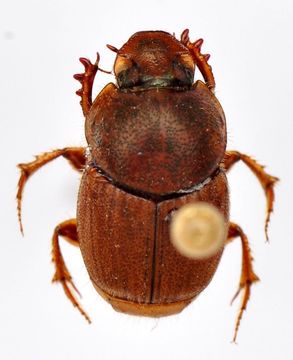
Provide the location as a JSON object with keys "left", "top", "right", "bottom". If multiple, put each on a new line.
{"left": 17, "top": 29, "right": 278, "bottom": 342}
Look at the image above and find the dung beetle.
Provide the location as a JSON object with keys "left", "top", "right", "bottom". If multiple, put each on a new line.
{"left": 17, "top": 29, "right": 278, "bottom": 342}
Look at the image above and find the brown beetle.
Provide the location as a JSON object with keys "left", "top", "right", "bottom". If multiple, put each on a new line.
{"left": 17, "top": 29, "right": 278, "bottom": 342}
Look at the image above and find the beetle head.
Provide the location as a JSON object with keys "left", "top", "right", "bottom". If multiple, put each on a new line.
{"left": 113, "top": 31, "right": 195, "bottom": 89}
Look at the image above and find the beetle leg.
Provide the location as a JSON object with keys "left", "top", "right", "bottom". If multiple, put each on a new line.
{"left": 52, "top": 218, "right": 91, "bottom": 323}
{"left": 223, "top": 151, "right": 279, "bottom": 241}
{"left": 17, "top": 147, "right": 86, "bottom": 234}
{"left": 74, "top": 53, "right": 112, "bottom": 117}
{"left": 180, "top": 29, "right": 215, "bottom": 91}
{"left": 226, "top": 222, "right": 260, "bottom": 343}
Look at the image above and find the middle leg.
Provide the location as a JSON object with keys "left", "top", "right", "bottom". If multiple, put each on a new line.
{"left": 17, "top": 147, "right": 86, "bottom": 234}
{"left": 223, "top": 151, "right": 279, "bottom": 240}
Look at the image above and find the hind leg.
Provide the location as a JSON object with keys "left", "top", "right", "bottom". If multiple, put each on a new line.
{"left": 51, "top": 218, "right": 91, "bottom": 323}
{"left": 226, "top": 222, "right": 260, "bottom": 343}
{"left": 17, "top": 147, "right": 86, "bottom": 233}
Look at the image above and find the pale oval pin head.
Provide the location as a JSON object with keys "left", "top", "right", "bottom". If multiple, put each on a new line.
{"left": 170, "top": 202, "right": 227, "bottom": 259}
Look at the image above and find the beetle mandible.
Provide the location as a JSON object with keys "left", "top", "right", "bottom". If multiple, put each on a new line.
{"left": 17, "top": 29, "right": 278, "bottom": 342}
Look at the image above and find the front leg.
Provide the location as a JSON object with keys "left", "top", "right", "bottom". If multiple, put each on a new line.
{"left": 180, "top": 29, "right": 215, "bottom": 91}
{"left": 74, "top": 53, "right": 111, "bottom": 117}
{"left": 223, "top": 151, "right": 279, "bottom": 240}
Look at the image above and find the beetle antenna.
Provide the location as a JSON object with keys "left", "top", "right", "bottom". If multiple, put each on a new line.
{"left": 97, "top": 66, "right": 112, "bottom": 74}
{"left": 107, "top": 44, "right": 119, "bottom": 53}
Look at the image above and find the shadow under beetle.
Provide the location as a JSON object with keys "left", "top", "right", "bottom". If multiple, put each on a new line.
{"left": 17, "top": 29, "right": 278, "bottom": 342}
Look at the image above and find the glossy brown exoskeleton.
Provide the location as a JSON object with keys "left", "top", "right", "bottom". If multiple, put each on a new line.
{"left": 17, "top": 29, "right": 278, "bottom": 342}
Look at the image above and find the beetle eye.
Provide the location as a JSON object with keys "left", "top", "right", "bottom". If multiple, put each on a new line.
{"left": 180, "top": 53, "right": 195, "bottom": 72}
{"left": 114, "top": 55, "right": 133, "bottom": 76}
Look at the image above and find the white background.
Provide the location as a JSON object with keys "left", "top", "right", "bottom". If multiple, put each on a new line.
{"left": 1, "top": 0, "right": 292, "bottom": 359}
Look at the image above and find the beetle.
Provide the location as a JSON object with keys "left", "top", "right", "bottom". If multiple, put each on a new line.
{"left": 17, "top": 29, "right": 278, "bottom": 342}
